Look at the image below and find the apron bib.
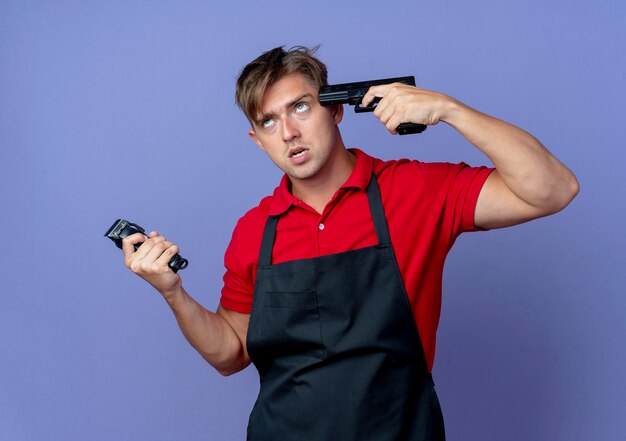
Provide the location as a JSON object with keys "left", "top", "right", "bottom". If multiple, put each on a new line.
{"left": 246, "top": 175, "right": 445, "bottom": 441}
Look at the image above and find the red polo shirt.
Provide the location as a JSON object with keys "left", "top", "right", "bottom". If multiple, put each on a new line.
{"left": 220, "top": 148, "right": 494, "bottom": 371}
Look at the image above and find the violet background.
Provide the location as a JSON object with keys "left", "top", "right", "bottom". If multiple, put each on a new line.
{"left": 1, "top": 0, "right": 624, "bottom": 440}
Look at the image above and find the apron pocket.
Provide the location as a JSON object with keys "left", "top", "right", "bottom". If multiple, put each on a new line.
{"left": 266, "top": 290, "right": 317, "bottom": 308}
{"left": 260, "top": 290, "right": 325, "bottom": 360}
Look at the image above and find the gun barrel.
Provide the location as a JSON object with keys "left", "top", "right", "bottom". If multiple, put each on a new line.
{"left": 318, "top": 90, "right": 350, "bottom": 105}
{"left": 319, "top": 76, "right": 416, "bottom": 106}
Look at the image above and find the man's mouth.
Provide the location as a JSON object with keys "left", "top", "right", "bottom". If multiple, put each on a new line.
{"left": 289, "top": 148, "right": 308, "bottom": 158}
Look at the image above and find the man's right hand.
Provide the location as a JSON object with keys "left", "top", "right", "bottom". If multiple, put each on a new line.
{"left": 122, "top": 231, "right": 182, "bottom": 300}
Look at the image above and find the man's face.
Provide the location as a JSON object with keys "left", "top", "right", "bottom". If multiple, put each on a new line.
{"left": 248, "top": 73, "right": 343, "bottom": 181}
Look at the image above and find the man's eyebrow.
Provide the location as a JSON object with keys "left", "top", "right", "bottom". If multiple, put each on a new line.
{"left": 289, "top": 93, "right": 314, "bottom": 106}
{"left": 255, "top": 112, "right": 275, "bottom": 125}
{"left": 255, "top": 93, "right": 314, "bottom": 124}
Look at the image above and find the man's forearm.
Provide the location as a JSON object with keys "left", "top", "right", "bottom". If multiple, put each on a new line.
{"left": 161, "top": 286, "right": 249, "bottom": 376}
{"left": 441, "top": 100, "right": 579, "bottom": 212}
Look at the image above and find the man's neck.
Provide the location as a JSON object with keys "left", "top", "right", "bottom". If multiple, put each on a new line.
{"left": 290, "top": 147, "right": 357, "bottom": 215}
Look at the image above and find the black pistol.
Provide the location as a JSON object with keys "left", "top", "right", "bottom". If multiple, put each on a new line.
{"left": 104, "top": 219, "right": 188, "bottom": 273}
{"left": 319, "top": 76, "right": 427, "bottom": 135}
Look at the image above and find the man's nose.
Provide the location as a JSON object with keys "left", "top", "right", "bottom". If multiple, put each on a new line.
{"left": 281, "top": 116, "right": 300, "bottom": 142}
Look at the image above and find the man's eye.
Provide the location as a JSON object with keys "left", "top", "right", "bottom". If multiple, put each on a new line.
{"left": 262, "top": 118, "right": 275, "bottom": 128}
{"left": 295, "top": 102, "right": 310, "bottom": 113}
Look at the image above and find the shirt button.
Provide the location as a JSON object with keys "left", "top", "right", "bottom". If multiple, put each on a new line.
{"left": 318, "top": 223, "right": 325, "bottom": 230}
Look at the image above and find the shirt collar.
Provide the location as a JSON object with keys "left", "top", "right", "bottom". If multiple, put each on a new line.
{"left": 268, "top": 148, "right": 374, "bottom": 216}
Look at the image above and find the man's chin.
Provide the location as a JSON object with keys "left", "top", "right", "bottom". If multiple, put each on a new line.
{"left": 286, "top": 166, "right": 319, "bottom": 181}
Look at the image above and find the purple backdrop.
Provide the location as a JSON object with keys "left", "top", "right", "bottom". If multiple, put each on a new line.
{"left": 1, "top": 1, "right": 624, "bottom": 440}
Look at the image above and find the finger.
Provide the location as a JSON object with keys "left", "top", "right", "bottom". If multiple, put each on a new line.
{"left": 386, "top": 120, "right": 398, "bottom": 135}
{"left": 366, "top": 82, "right": 408, "bottom": 107}
{"left": 380, "top": 91, "right": 424, "bottom": 131}
{"left": 136, "top": 235, "right": 167, "bottom": 257}
{"left": 143, "top": 240, "right": 174, "bottom": 264}
{"left": 373, "top": 95, "right": 394, "bottom": 122}
{"left": 386, "top": 115, "right": 410, "bottom": 135}
{"left": 375, "top": 92, "right": 403, "bottom": 128}
{"left": 122, "top": 232, "right": 148, "bottom": 259}
{"left": 155, "top": 244, "right": 180, "bottom": 269}
{"left": 361, "top": 84, "right": 391, "bottom": 107}
{"left": 372, "top": 83, "right": 407, "bottom": 119}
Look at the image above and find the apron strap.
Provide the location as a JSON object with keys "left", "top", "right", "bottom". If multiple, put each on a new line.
{"left": 258, "top": 215, "right": 279, "bottom": 267}
{"left": 258, "top": 173, "right": 391, "bottom": 266}
{"left": 366, "top": 174, "right": 392, "bottom": 245}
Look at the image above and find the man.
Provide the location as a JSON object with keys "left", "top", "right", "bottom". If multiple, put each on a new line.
{"left": 122, "top": 46, "right": 579, "bottom": 440}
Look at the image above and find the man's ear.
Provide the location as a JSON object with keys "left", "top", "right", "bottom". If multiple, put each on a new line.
{"left": 248, "top": 129, "right": 265, "bottom": 151}
{"left": 331, "top": 104, "right": 344, "bottom": 125}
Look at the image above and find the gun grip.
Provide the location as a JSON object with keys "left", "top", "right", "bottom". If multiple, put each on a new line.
{"left": 397, "top": 122, "right": 427, "bottom": 135}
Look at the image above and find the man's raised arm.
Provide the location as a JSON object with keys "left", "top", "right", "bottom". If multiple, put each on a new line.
{"left": 361, "top": 83, "right": 579, "bottom": 228}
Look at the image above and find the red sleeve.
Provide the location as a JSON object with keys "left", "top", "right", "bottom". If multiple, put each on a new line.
{"left": 219, "top": 204, "right": 268, "bottom": 314}
{"left": 418, "top": 162, "right": 494, "bottom": 237}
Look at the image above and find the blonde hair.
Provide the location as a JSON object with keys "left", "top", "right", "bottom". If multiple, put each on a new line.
{"left": 235, "top": 46, "right": 328, "bottom": 123}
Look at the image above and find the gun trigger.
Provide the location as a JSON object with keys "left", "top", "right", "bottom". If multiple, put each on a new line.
{"left": 354, "top": 97, "right": 380, "bottom": 113}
